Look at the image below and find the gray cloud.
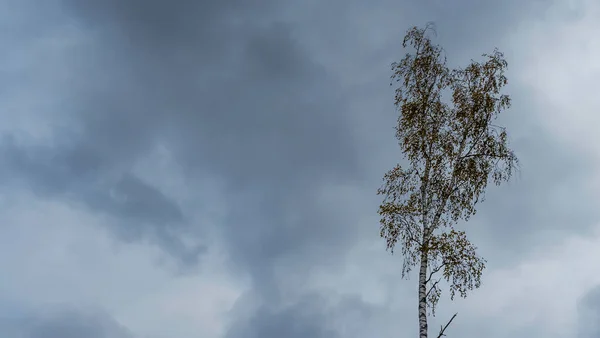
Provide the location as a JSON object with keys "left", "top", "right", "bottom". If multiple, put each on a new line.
{"left": 1, "top": 0, "right": 596, "bottom": 337}
{"left": 465, "top": 98, "right": 600, "bottom": 266}
{"left": 578, "top": 286, "right": 600, "bottom": 338}
{"left": 0, "top": 307, "right": 133, "bottom": 338}
{"left": 224, "top": 292, "right": 404, "bottom": 338}
{"left": 0, "top": 135, "right": 200, "bottom": 264}
{"left": 226, "top": 294, "right": 339, "bottom": 338}
{"left": 7, "top": 0, "right": 365, "bottom": 284}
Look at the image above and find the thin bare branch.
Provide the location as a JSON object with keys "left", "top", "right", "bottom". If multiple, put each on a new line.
{"left": 436, "top": 313, "right": 457, "bottom": 338}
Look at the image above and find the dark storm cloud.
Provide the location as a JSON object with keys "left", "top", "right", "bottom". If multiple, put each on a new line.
{"left": 3, "top": 0, "right": 370, "bottom": 334}
{"left": 3, "top": 0, "right": 364, "bottom": 275}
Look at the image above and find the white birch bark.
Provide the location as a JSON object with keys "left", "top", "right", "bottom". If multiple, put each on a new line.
{"left": 418, "top": 248, "right": 429, "bottom": 338}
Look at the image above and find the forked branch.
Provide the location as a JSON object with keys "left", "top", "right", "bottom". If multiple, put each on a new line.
{"left": 436, "top": 313, "right": 457, "bottom": 338}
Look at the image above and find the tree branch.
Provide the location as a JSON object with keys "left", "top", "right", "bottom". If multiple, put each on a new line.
{"left": 426, "top": 278, "right": 441, "bottom": 299}
{"left": 405, "top": 223, "right": 422, "bottom": 247}
{"left": 436, "top": 313, "right": 457, "bottom": 338}
{"left": 458, "top": 152, "right": 502, "bottom": 160}
{"left": 426, "top": 261, "right": 446, "bottom": 284}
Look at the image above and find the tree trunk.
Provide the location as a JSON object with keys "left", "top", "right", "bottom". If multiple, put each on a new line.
{"left": 418, "top": 249, "right": 429, "bottom": 338}
{"left": 419, "top": 163, "right": 431, "bottom": 338}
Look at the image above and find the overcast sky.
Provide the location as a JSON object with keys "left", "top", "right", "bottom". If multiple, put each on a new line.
{"left": 1, "top": 0, "right": 600, "bottom": 337}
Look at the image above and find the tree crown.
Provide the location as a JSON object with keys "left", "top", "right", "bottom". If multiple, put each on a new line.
{"left": 378, "top": 24, "right": 518, "bottom": 313}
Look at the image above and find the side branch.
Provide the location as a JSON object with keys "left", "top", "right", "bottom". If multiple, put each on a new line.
{"left": 459, "top": 152, "right": 503, "bottom": 160}
{"left": 426, "top": 278, "right": 441, "bottom": 299}
{"left": 436, "top": 313, "right": 457, "bottom": 338}
{"left": 425, "top": 261, "right": 447, "bottom": 299}
{"left": 426, "top": 262, "right": 446, "bottom": 284}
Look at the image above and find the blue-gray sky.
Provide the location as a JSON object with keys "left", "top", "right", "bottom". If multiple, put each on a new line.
{"left": 1, "top": 0, "right": 600, "bottom": 337}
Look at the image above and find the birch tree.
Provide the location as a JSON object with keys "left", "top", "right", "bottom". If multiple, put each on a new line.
{"left": 377, "top": 24, "right": 518, "bottom": 338}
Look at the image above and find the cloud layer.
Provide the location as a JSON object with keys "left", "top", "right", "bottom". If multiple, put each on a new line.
{"left": 1, "top": 0, "right": 600, "bottom": 337}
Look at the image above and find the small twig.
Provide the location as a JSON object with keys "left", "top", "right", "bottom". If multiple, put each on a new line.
{"left": 436, "top": 313, "right": 457, "bottom": 338}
